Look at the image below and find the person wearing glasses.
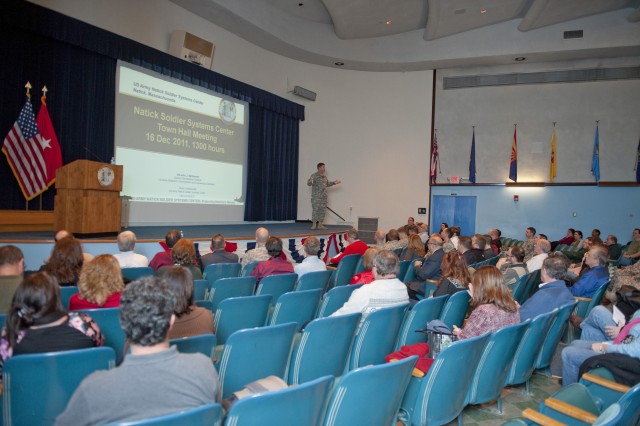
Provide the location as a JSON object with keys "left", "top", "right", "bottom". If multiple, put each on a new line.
{"left": 500, "top": 246, "right": 528, "bottom": 288}
{"left": 569, "top": 245, "right": 610, "bottom": 298}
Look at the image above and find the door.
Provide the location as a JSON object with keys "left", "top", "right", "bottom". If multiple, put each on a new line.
{"left": 431, "top": 195, "right": 477, "bottom": 235}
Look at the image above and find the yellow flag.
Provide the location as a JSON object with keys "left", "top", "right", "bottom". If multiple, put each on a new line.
{"left": 550, "top": 128, "right": 557, "bottom": 182}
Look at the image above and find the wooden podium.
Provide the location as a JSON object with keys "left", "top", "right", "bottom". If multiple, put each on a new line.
{"left": 54, "top": 160, "right": 123, "bottom": 234}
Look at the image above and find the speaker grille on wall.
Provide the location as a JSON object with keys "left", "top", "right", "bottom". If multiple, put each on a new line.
{"left": 293, "top": 86, "right": 317, "bottom": 101}
{"left": 169, "top": 31, "right": 215, "bottom": 69}
{"left": 357, "top": 217, "right": 378, "bottom": 245}
{"left": 563, "top": 30, "right": 584, "bottom": 39}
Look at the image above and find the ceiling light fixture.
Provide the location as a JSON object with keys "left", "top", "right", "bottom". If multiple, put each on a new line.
{"left": 514, "top": 57, "right": 526, "bottom": 62}
{"left": 385, "top": 19, "right": 392, "bottom": 25}
{"left": 480, "top": 8, "right": 487, "bottom": 14}
{"left": 334, "top": 61, "right": 344, "bottom": 66}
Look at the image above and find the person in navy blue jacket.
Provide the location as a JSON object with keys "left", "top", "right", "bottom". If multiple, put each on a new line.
{"left": 519, "top": 254, "right": 574, "bottom": 322}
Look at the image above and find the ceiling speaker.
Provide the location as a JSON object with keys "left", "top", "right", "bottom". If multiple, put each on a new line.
{"left": 293, "top": 86, "right": 317, "bottom": 101}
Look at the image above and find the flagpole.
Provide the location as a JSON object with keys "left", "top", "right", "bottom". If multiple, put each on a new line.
{"left": 39, "top": 86, "right": 49, "bottom": 212}
{"left": 25, "top": 82, "right": 32, "bottom": 211}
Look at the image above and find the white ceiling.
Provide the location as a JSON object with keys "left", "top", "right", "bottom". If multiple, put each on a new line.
{"left": 170, "top": 0, "right": 640, "bottom": 71}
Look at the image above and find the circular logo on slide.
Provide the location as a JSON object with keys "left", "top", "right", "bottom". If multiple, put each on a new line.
{"left": 218, "top": 99, "right": 236, "bottom": 124}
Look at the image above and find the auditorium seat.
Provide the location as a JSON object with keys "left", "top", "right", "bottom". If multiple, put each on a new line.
{"left": 121, "top": 267, "right": 154, "bottom": 281}
{"left": 169, "top": 334, "right": 216, "bottom": 359}
{"left": 240, "top": 261, "right": 259, "bottom": 277}
{"left": 295, "top": 269, "right": 332, "bottom": 292}
{"left": 327, "top": 254, "right": 361, "bottom": 288}
{"left": 192, "top": 279, "right": 208, "bottom": 301}
{"left": 315, "top": 284, "right": 363, "bottom": 318}
{"left": 394, "top": 295, "right": 448, "bottom": 350}
{"left": 207, "top": 276, "right": 255, "bottom": 311}
{"left": 203, "top": 263, "right": 241, "bottom": 296}
{"left": 353, "top": 255, "right": 366, "bottom": 275}
{"left": 511, "top": 272, "right": 530, "bottom": 304}
{"left": 255, "top": 273, "right": 298, "bottom": 305}
{"left": 566, "top": 280, "right": 610, "bottom": 342}
{"left": 215, "top": 322, "right": 298, "bottom": 399}
{"left": 402, "top": 261, "right": 416, "bottom": 284}
{"left": 288, "top": 313, "right": 361, "bottom": 385}
{"left": 213, "top": 294, "right": 271, "bottom": 346}
{"left": 580, "top": 367, "right": 630, "bottom": 409}
{"left": 59, "top": 286, "right": 78, "bottom": 310}
{"left": 105, "top": 403, "right": 222, "bottom": 425}
{"left": 535, "top": 300, "right": 578, "bottom": 374}
{"left": 323, "top": 356, "right": 417, "bottom": 426}
{"left": 438, "top": 290, "right": 471, "bottom": 330}
{"left": 77, "top": 307, "right": 126, "bottom": 361}
{"left": 268, "top": 289, "right": 323, "bottom": 332}
{"left": 397, "top": 260, "right": 411, "bottom": 283}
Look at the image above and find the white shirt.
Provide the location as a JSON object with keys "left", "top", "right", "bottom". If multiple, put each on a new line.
{"left": 113, "top": 251, "right": 149, "bottom": 268}
{"left": 331, "top": 277, "right": 409, "bottom": 322}
{"left": 450, "top": 236, "right": 459, "bottom": 250}
{"left": 294, "top": 256, "right": 327, "bottom": 277}
{"left": 526, "top": 253, "right": 549, "bottom": 272}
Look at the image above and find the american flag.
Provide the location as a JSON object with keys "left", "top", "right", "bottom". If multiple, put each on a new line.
{"left": 430, "top": 131, "right": 439, "bottom": 185}
{"left": 2, "top": 97, "right": 58, "bottom": 200}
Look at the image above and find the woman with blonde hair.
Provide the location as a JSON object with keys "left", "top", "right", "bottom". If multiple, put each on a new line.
{"left": 400, "top": 234, "right": 426, "bottom": 261}
{"left": 156, "top": 239, "right": 203, "bottom": 279}
{"left": 433, "top": 251, "right": 471, "bottom": 298}
{"left": 349, "top": 248, "right": 380, "bottom": 285}
{"left": 69, "top": 255, "right": 124, "bottom": 310}
{"left": 452, "top": 265, "right": 519, "bottom": 340}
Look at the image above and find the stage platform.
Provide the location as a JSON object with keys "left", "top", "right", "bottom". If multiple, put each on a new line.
{"left": 1, "top": 222, "right": 352, "bottom": 272}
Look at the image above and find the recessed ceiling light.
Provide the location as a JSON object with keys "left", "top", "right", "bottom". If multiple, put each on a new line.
{"left": 514, "top": 57, "right": 526, "bottom": 61}
{"left": 385, "top": 19, "right": 392, "bottom": 25}
{"left": 480, "top": 8, "right": 487, "bottom": 14}
{"left": 334, "top": 61, "right": 344, "bottom": 66}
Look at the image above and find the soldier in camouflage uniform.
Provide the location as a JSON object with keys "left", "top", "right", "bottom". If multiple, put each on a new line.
{"left": 307, "top": 163, "right": 340, "bottom": 230}
{"left": 522, "top": 226, "right": 537, "bottom": 262}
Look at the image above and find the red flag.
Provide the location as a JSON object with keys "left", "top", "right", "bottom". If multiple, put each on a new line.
{"left": 36, "top": 96, "right": 63, "bottom": 186}
{"left": 430, "top": 131, "right": 439, "bottom": 185}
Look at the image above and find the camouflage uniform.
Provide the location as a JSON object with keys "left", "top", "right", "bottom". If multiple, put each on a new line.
{"left": 522, "top": 238, "right": 536, "bottom": 262}
{"left": 307, "top": 172, "right": 335, "bottom": 224}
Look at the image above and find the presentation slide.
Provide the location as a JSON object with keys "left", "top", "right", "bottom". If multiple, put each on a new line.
{"left": 114, "top": 61, "right": 249, "bottom": 224}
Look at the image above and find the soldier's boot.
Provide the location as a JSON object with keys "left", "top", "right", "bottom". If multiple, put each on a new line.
{"left": 318, "top": 223, "right": 328, "bottom": 230}
{"left": 310, "top": 221, "right": 317, "bottom": 229}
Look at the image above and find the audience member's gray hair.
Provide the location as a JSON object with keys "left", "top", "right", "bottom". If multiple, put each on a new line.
{"left": 591, "top": 244, "right": 609, "bottom": 267}
{"left": 211, "top": 234, "right": 225, "bottom": 250}
{"left": 303, "top": 236, "right": 320, "bottom": 256}
{"left": 542, "top": 254, "right": 568, "bottom": 280}
{"left": 373, "top": 250, "right": 400, "bottom": 276}
{"left": 117, "top": 231, "right": 136, "bottom": 252}
{"left": 266, "top": 236, "right": 283, "bottom": 258}
{"left": 538, "top": 239, "right": 551, "bottom": 253}
{"left": 119, "top": 276, "right": 175, "bottom": 346}
{"left": 347, "top": 228, "right": 359, "bottom": 240}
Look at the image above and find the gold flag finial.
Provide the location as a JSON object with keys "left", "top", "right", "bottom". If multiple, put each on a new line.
{"left": 41, "top": 85, "right": 48, "bottom": 105}
{"left": 25, "top": 81, "right": 32, "bottom": 98}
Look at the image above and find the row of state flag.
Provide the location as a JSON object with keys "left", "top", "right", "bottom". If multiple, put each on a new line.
{"left": 430, "top": 125, "right": 640, "bottom": 184}
{"left": 2, "top": 83, "right": 62, "bottom": 201}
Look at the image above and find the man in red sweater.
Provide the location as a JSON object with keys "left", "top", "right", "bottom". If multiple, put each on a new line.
{"left": 330, "top": 228, "right": 368, "bottom": 265}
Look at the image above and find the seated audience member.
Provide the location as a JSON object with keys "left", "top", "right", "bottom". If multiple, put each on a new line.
{"left": 525, "top": 239, "right": 551, "bottom": 272}
{"left": 459, "top": 236, "right": 484, "bottom": 266}
{"left": 620, "top": 228, "right": 640, "bottom": 266}
{"left": 418, "top": 223, "right": 429, "bottom": 243}
{"left": 519, "top": 254, "right": 575, "bottom": 322}
{"left": 500, "top": 246, "right": 529, "bottom": 288}
{"left": 440, "top": 228, "right": 456, "bottom": 253}
{"left": 481, "top": 235, "right": 495, "bottom": 259}
{"left": 488, "top": 229, "right": 502, "bottom": 255}
{"left": 407, "top": 224, "right": 419, "bottom": 236}
{"left": 163, "top": 266, "right": 214, "bottom": 339}
{"left": 0, "top": 245, "right": 25, "bottom": 313}
{"left": 113, "top": 231, "right": 149, "bottom": 268}
{"left": 331, "top": 250, "right": 409, "bottom": 323}
{"left": 452, "top": 266, "right": 519, "bottom": 339}
{"left": 201, "top": 234, "right": 239, "bottom": 269}
{"left": 449, "top": 226, "right": 461, "bottom": 250}
{"left": 591, "top": 228, "right": 601, "bottom": 240}
{"left": 575, "top": 305, "right": 635, "bottom": 342}
{"left": 564, "top": 236, "right": 596, "bottom": 264}
{"left": 522, "top": 227, "right": 537, "bottom": 262}
{"left": 605, "top": 261, "right": 640, "bottom": 303}
{"left": 149, "top": 230, "right": 182, "bottom": 271}
{"left": 432, "top": 251, "right": 471, "bottom": 298}
{"left": 41, "top": 237, "right": 84, "bottom": 286}
{"left": 0, "top": 272, "right": 103, "bottom": 373}
{"left": 373, "top": 230, "right": 387, "bottom": 247}
{"left": 407, "top": 217, "right": 415, "bottom": 226}
{"left": 408, "top": 236, "right": 445, "bottom": 299}
{"left": 156, "top": 239, "right": 203, "bottom": 280}
{"left": 440, "top": 222, "right": 449, "bottom": 233}
{"left": 251, "top": 237, "right": 294, "bottom": 283}
{"left": 350, "top": 248, "right": 380, "bottom": 285}
{"left": 558, "top": 228, "right": 576, "bottom": 246}
{"left": 569, "top": 245, "right": 610, "bottom": 298}
{"left": 605, "top": 235, "right": 622, "bottom": 261}
{"left": 56, "top": 277, "right": 220, "bottom": 425}
{"left": 537, "top": 234, "right": 548, "bottom": 241}
{"left": 69, "top": 255, "right": 124, "bottom": 310}
{"left": 572, "top": 230, "right": 584, "bottom": 249}
{"left": 382, "top": 228, "right": 401, "bottom": 251}
{"left": 329, "top": 228, "right": 368, "bottom": 265}
{"left": 294, "top": 236, "right": 326, "bottom": 277}
{"left": 561, "top": 308, "right": 640, "bottom": 385}
{"left": 394, "top": 226, "right": 410, "bottom": 250}
{"left": 400, "top": 234, "right": 426, "bottom": 261}
{"left": 55, "top": 230, "right": 94, "bottom": 263}
{"left": 241, "top": 227, "right": 271, "bottom": 270}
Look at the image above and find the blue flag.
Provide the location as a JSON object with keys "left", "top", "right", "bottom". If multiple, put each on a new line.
{"left": 591, "top": 125, "right": 600, "bottom": 182}
{"left": 509, "top": 127, "right": 517, "bottom": 182}
{"left": 469, "top": 129, "right": 476, "bottom": 183}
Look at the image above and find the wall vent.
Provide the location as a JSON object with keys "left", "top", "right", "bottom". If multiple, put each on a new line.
{"left": 357, "top": 217, "right": 378, "bottom": 245}
{"left": 563, "top": 30, "right": 584, "bottom": 39}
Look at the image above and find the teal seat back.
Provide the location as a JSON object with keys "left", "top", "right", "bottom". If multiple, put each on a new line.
{"left": 288, "top": 313, "right": 362, "bottom": 385}
{"left": 121, "top": 267, "right": 154, "bottom": 281}
{"left": 402, "top": 261, "right": 416, "bottom": 283}
{"left": 193, "top": 279, "right": 208, "bottom": 301}
{"left": 214, "top": 294, "right": 271, "bottom": 345}
{"left": 580, "top": 367, "right": 624, "bottom": 409}
{"left": 536, "top": 300, "right": 578, "bottom": 370}
{"left": 511, "top": 273, "right": 530, "bottom": 304}
{"left": 2, "top": 347, "right": 115, "bottom": 425}
{"left": 0, "top": 313, "right": 5, "bottom": 330}
{"left": 593, "top": 382, "right": 640, "bottom": 426}
{"left": 347, "top": 303, "right": 409, "bottom": 371}
{"left": 240, "top": 261, "right": 259, "bottom": 277}
{"left": 295, "top": 269, "right": 332, "bottom": 292}
{"left": 505, "top": 309, "right": 557, "bottom": 389}
{"left": 539, "top": 382, "right": 602, "bottom": 425}
{"left": 255, "top": 273, "right": 298, "bottom": 304}
{"left": 397, "top": 260, "right": 411, "bottom": 282}
{"left": 394, "top": 294, "right": 449, "bottom": 350}
{"left": 269, "top": 289, "right": 323, "bottom": 331}
{"left": 466, "top": 321, "right": 530, "bottom": 409}
{"left": 226, "top": 376, "right": 333, "bottom": 426}
{"left": 487, "top": 255, "right": 500, "bottom": 266}
{"left": 330, "top": 254, "right": 361, "bottom": 288}
{"left": 288, "top": 313, "right": 361, "bottom": 385}
{"left": 169, "top": 334, "right": 216, "bottom": 359}
{"left": 208, "top": 276, "right": 256, "bottom": 311}
{"left": 203, "top": 263, "right": 241, "bottom": 290}
{"left": 398, "top": 333, "right": 490, "bottom": 426}
{"left": 216, "top": 322, "right": 298, "bottom": 399}
{"left": 353, "top": 256, "right": 366, "bottom": 275}
{"left": 59, "top": 286, "right": 78, "bottom": 309}
{"left": 520, "top": 269, "right": 542, "bottom": 304}
{"left": 324, "top": 356, "right": 417, "bottom": 426}
{"left": 77, "top": 308, "right": 126, "bottom": 359}
{"left": 439, "top": 290, "right": 471, "bottom": 329}
{"left": 575, "top": 280, "right": 610, "bottom": 318}
{"left": 105, "top": 403, "right": 222, "bottom": 425}
{"left": 316, "top": 284, "right": 363, "bottom": 318}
